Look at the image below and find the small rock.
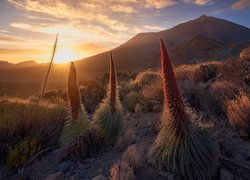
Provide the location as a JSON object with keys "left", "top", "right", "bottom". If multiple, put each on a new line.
{"left": 43, "top": 172, "right": 64, "bottom": 180}
{"left": 10, "top": 173, "right": 27, "bottom": 180}
{"left": 168, "top": 174, "right": 174, "bottom": 180}
{"left": 159, "top": 171, "right": 169, "bottom": 177}
{"left": 239, "top": 129, "right": 248, "bottom": 140}
{"left": 91, "top": 175, "right": 107, "bottom": 180}
{"left": 220, "top": 169, "right": 233, "bottom": 180}
{"left": 57, "top": 161, "right": 76, "bottom": 173}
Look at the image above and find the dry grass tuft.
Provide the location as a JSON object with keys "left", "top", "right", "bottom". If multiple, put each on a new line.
{"left": 110, "top": 161, "right": 135, "bottom": 180}
{"left": 133, "top": 69, "right": 161, "bottom": 89}
{"left": 122, "top": 145, "right": 140, "bottom": 171}
{"left": 226, "top": 92, "right": 250, "bottom": 136}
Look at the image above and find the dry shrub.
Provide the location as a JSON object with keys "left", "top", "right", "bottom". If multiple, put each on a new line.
{"left": 210, "top": 80, "right": 239, "bottom": 100}
{"left": 219, "top": 58, "right": 247, "bottom": 84}
{"left": 122, "top": 145, "right": 140, "bottom": 171}
{"left": 0, "top": 98, "right": 66, "bottom": 148}
{"left": 175, "top": 64, "right": 198, "bottom": 81}
{"left": 240, "top": 47, "right": 250, "bottom": 62}
{"left": 226, "top": 92, "right": 250, "bottom": 135}
{"left": 133, "top": 70, "right": 161, "bottom": 89}
{"left": 115, "top": 129, "right": 135, "bottom": 151}
{"left": 125, "top": 91, "right": 140, "bottom": 112}
{"left": 6, "top": 138, "right": 40, "bottom": 169}
{"left": 179, "top": 80, "right": 205, "bottom": 111}
{"left": 193, "top": 63, "right": 219, "bottom": 83}
{"left": 110, "top": 161, "right": 135, "bottom": 180}
{"left": 141, "top": 78, "right": 163, "bottom": 104}
{"left": 80, "top": 81, "right": 106, "bottom": 114}
{"left": 206, "top": 80, "right": 239, "bottom": 115}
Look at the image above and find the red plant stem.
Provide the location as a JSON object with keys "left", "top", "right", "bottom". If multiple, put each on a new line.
{"left": 68, "top": 62, "right": 81, "bottom": 119}
{"left": 160, "top": 39, "right": 189, "bottom": 133}
{"left": 109, "top": 52, "right": 117, "bottom": 109}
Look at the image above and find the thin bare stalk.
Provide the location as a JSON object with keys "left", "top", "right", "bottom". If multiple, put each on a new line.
{"left": 40, "top": 33, "right": 59, "bottom": 103}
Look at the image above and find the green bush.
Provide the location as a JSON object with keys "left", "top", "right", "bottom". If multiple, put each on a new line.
{"left": 6, "top": 138, "right": 40, "bottom": 169}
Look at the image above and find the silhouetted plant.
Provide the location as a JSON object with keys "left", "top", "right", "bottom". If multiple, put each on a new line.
{"left": 93, "top": 52, "right": 123, "bottom": 143}
{"left": 149, "top": 39, "right": 218, "bottom": 180}
{"left": 60, "top": 62, "right": 90, "bottom": 146}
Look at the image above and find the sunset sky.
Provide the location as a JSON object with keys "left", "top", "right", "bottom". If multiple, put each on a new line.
{"left": 0, "top": 0, "right": 250, "bottom": 64}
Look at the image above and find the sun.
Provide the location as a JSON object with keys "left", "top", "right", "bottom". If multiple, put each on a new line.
{"left": 54, "top": 48, "right": 84, "bottom": 64}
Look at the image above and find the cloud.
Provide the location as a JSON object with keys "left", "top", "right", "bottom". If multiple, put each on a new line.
{"left": 0, "top": 48, "right": 46, "bottom": 54}
{"left": 0, "top": 30, "right": 10, "bottom": 34}
{"left": 181, "top": 0, "right": 213, "bottom": 5}
{"left": 143, "top": 25, "right": 164, "bottom": 31}
{"left": 0, "top": 33, "right": 23, "bottom": 42}
{"left": 109, "top": 4, "right": 137, "bottom": 13}
{"left": 144, "top": 0, "right": 176, "bottom": 9}
{"left": 232, "top": 0, "right": 250, "bottom": 10}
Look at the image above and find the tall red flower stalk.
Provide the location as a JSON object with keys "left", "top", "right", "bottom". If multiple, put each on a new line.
{"left": 68, "top": 62, "right": 81, "bottom": 120}
{"left": 93, "top": 52, "right": 123, "bottom": 143}
{"left": 160, "top": 38, "right": 190, "bottom": 135}
{"left": 149, "top": 39, "right": 218, "bottom": 180}
{"left": 109, "top": 52, "right": 117, "bottom": 110}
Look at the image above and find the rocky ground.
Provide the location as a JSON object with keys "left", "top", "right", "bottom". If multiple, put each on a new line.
{"left": 1, "top": 110, "right": 250, "bottom": 180}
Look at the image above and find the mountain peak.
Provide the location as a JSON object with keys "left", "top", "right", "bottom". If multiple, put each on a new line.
{"left": 198, "top": 15, "right": 209, "bottom": 22}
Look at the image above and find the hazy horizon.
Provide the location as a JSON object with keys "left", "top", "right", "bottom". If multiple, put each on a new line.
{"left": 0, "top": 0, "right": 250, "bottom": 64}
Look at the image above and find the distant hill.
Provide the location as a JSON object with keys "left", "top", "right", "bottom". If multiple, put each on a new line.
{"left": 0, "top": 60, "right": 37, "bottom": 69}
{"left": 1, "top": 15, "right": 250, "bottom": 83}
{"left": 16, "top": 60, "right": 37, "bottom": 67}
{"left": 75, "top": 15, "right": 250, "bottom": 76}
{"left": 0, "top": 61, "right": 14, "bottom": 68}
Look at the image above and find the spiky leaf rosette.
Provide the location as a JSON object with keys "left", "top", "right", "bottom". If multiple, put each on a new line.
{"left": 60, "top": 128, "right": 102, "bottom": 161}
{"left": 93, "top": 52, "right": 123, "bottom": 143}
{"left": 149, "top": 39, "right": 218, "bottom": 180}
{"left": 60, "top": 62, "right": 89, "bottom": 146}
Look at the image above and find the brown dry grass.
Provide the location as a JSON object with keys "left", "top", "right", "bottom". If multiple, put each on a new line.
{"left": 0, "top": 98, "right": 67, "bottom": 162}
{"left": 110, "top": 161, "right": 135, "bottom": 180}
{"left": 122, "top": 145, "right": 140, "bottom": 171}
{"left": 226, "top": 92, "right": 250, "bottom": 132}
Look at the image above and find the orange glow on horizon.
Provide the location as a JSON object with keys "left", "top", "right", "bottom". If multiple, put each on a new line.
{"left": 54, "top": 47, "right": 84, "bottom": 64}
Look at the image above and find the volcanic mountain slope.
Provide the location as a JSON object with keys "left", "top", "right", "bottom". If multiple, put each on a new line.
{"left": 75, "top": 15, "right": 250, "bottom": 76}
{"left": 1, "top": 15, "right": 250, "bottom": 82}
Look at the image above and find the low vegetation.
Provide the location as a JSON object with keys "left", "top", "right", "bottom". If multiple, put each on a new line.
{"left": 0, "top": 40, "right": 250, "bottom": 180}
{"left": 226, "top": 92, "right": 250, "bottom": 138}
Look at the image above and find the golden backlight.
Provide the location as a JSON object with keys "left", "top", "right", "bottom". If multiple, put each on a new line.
{"left": 54, "top": 47, "right": 84, "bottom": 64}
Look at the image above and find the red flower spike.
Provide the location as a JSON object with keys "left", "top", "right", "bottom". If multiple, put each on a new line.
{"left": 160, "top": 39, "right": 190, "bottom": 135}
{"left": 68, "top": 62, "right": 81, "bottom": 119}
{"left": 109, "top": 52, "right": 117, "bottom": 109}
